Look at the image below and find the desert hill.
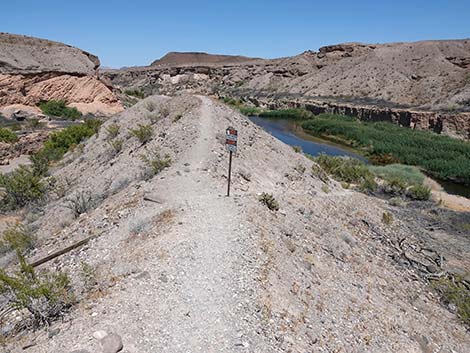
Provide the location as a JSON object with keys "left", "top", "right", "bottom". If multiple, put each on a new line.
{"left": 0, "top": 33, "right": 122, "bottom": 116}
{"left": 151, "top": 51, "right": 261, "bottom": 66}
{"left": 1, "top": 95, "right": 469, "bottom": 352}
{"left": 103, "top": 39, "right": 470, "bottom": 139}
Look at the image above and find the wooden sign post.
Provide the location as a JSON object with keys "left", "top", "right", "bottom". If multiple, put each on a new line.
{"left": 225, "top": 127, "right": 238, "bottom": 197}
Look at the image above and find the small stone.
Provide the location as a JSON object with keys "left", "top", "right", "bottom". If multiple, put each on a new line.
{"left": 48, "top": 327, "right": 60, "bottom": 338}
{"left": 93, "top": 330, "right": 108, "bottom": 340}
{"left": 100, "top": 333, "right": 123, "bottom": 353}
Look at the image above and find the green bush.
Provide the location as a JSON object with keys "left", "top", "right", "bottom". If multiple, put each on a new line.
{"left": 432, "top": 276, "right": 470, "bottom": 327}
{"left": 314, "top": 154, "right": 377, "bottom": 191}
{"left": 259, "top": 109, "right": 314, "bottom": 120}
{"left": 302, "top": 114, "right": 470, "bottom": 184}
{"left": 105, "top": 123, "right": 120, "bottom": 139}
{"left": 39, "top": 100, "right": 82, "bottom": 120}
{"left": 140, "top": 149, "right": 171, "bottom": 179}
{"left": 0, "top": 252, "right": 74, "bottom": 327}
{"left": 259, "top": 193, "right": 279, "bottom": 211}
{"left": 0, "top": 223, "right": 34, "bottom": 255}
{"left": 382, "top": 211, "right": 393, "bottom": 225}
{"left": 0, "top": 127, "right": 18, "bottom": 143}
{"left": 407, "top": 184, "right": 431, "bottom": 200}
{"left": 108, "top": 138, "right": 123, "bottom": 154}
{"left": 239, "top": 106, "right": 263, "bottom": 116}
{"left": 124, "top": 89, "right": 145, "bottom": 99}
{"left": 369, "top": 164, "right": 425, "bottom": 186}
{"left": 33, "top": 119, "right": 101, "bottom": 164}
{"left": 130, "top": 124, "right": 153, "bottom": 144}
{"left": 0, "top": 166, "right": 46, "bottom": 210}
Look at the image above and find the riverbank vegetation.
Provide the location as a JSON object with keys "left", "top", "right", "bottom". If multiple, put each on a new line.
{"left": 301, "top": 114, "right": 470, "bottom": 184}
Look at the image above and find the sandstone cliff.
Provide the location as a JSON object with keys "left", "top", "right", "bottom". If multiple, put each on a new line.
{"left": 0, "top": 33, "right": 122, "bottom": 116}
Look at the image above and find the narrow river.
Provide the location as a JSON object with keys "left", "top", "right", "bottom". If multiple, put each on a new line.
{"left": 249, "top": 116, "right": 470, "bottom": 199}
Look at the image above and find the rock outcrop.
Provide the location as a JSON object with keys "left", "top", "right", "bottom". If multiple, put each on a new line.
{"left": 0, "top": 33, "right": 122, "bottom": 116}
{"left": 103, "top": 39, "right": 470, "bottom": 139}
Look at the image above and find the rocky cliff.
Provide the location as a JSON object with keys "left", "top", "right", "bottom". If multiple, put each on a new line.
{"left": 103, "top": 40, "right": 470, "bottom": 139}
{"left": 0, "top": 33, "right": 122, "bottom": 116}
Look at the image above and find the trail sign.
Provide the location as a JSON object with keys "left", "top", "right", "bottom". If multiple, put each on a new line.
{"left": 225, "top": 128, "right": 238, "bottom": 153}
{"left": 225, "top": 127, "right": 238, "bottom": 196}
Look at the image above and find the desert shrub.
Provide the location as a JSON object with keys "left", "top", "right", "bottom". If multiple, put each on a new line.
{"left": 0, "top": 166, "right": 46, "bottom": 210}
{"left": 38, "top": 100, "right": 82, "bottom": 120}
{"left": 124, "top": 89, "right": 145, "bottom": 99}
{"left": 140, "top": 149, "right": 171, "bottom": 180}
{"left": 33, "top": 119, "right": 100, "bottom": 164}
{"left": 432, "top": 276, "right": 470, "bottom": 327}
{"left": 293, "top": 145, "right": 302, "bottom": 153}
{"left": 302, "top": 114, "right": 470, "bottom": 183}
{"left": 0, "top": 223, "right": 34, "bottom": 255}
{"left": 80, "top": 261, "right": 98, "bottom": 290}
{"left": 381, "top": 176, "right": 409, "bottom": 196}
{"left": 0, "top": 252, "right": 74, "bottom": 327}
{"left": 369, "top": 164, "right": 425, "bottom": 186}
{"left": 160, "top": 106, "right": 169, "bottom": 117}
{"left": 239, "top": 106, "right": 263, "bottom": 116}
{"left": 314, "top": 154, "right": 377, "bottom": 191}
{"left": 108, "top": 138, "right": 123, "bottom": 155}
{"left": 105, "top": 123, "right": 120, "bottom": 139}
{"left": 407, "top": 184, "right": 431, "bottom": 200}
{"left": 382, "top": 211, "right": 393, "bottom": 225}
{"left": 259, "top": 193, "right": 279, "bottom": 211}
{"left": 145, "top": 101, "right": 156, "bottom": 112}
{"left": 0, "top": 127, "right": 18, "bottom": 143}
{"left": 321, "top": 185, "right": 330, "bottom": 193}
{"left": 388, "top": 197, "right": 405, "bottom": 207}
{"left": 27, "top": 118, "right": 44, "bottom": 130}
{"left": 130, "top": 124, "right": 153, "bottom": 144}
{"left": 64, "top": 191, "right": 96, "bottom": 218}
{"left": 146, "top": 113, "right": 160, "bottom": 124}
{"left": 259, "top": 109, "right": 314, "bottom": 120}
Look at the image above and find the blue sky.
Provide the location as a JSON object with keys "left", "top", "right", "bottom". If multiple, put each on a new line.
{"left": 1, "top": 0, "right": 469, "bottom": 68}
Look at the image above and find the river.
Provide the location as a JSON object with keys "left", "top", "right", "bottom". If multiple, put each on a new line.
{"left": 249, "top": 116, "right": 470, "bottom": 199}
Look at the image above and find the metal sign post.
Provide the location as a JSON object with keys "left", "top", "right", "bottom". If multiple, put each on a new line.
{"left": 225, "top": 127, "right": 238, "bottom": 197}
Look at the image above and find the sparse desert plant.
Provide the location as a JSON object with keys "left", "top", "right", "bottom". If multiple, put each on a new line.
{"left": 0, "top": 166, "right": 46, "bottom": 210}
{"left": 64, "top": 191, "right": 96, "bottom": 218}
{"left": 407, "top": 184, "right": 431, "bottom": 200}
{"left": 292, "top": 145, "right": 302, "bottom": 153}
{"left": 27, "top": 118, "right": 44, "bottom": 130}
{"left": 321, "top": 185, "right": 330, "bottom": 193}
{"left": 294, "top": 163, "right": 306, "bottom": 174}
{"left": 160, "top": 106, "right": 170, "bottom": 118}
{"left": 124, "top": 89, "right": 145, "bottom": 99}
{"left": 108, "top": 138, "right": 123, "bottom": 155}
{"left": 80, "top": 261, "right": 98, "bottom": 290}
{"left": 0, "top": 252, "right": 74, "bottom": 327}
{"left": 382, "top": 211, "right": 393, "bottom": 225}
{"left": 146, "top": 113, "right": 160, "bottom": 124}
{"left": 145, "top": 101, "right": 156, "bottom": 112}
{"left": 105, "top": 123, "right": 120, "bottom": 139}
{"left": 259, "top": 193, "right": 279, "bottom": 211}
{"left": 172, "top": 114, "right": 182, "bottom": 123}
{"left": 140, "top": 149, "right": 171, "bottom": 180}
{"left": 0, "top": 127, "right": 18, "bottom": 143}
{"left": 0, "top": 223, "right": 34, "bottom": 255}
{"left": 388, "top": 197, "right": 405, "bottom": 207}
{"left": 129, "top": 124, "right": 153, "bottom": 144}
{"left": 432, "top": 276, "right": 470, "bottom": 327}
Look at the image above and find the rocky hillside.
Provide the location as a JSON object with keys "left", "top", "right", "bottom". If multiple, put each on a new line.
{"left": 0, "top": 33, "right": 122, "bottom": 116}
{"left": 2, "top": 95, "right": 469, "bottom": 352}
{"left": 103, "top": 40, "right": 470, "bottom": 139}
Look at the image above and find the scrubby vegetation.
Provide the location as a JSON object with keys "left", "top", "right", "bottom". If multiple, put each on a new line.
{"left": 108, "top": 138, "right": 123, "bottom": 154}
{"left": 313, "top": 155, "right": 432, "bottom": 199}
{"left": 140, "top": 149, "right": 171, "bottom": 180}
{"left": 38, "top": 100, "right": 82, "bottom": 120}
{"left": 0, "top": 166, "right": 46, "bottom": 210}
{"left": 314, "top": 154, "right": 377, "bottom": 192}
{"left": 105, "top": 123, "right": 120, "bottom": 139}
{"left": 259, "top": 108, "right": 314, "bottom": 120}
{"left": 65, "top": 191, "right": 96, "bottom": 218}
{"left": 258, "top": 193, "right": 279, "bottom": 211}
{"left": 0, "top": 223, "right": 34, "bottom": 255}
{"left": 301, "top": 114, "right": 470, "bottom": 184}
{"left": 221, "top": 97, "right": 263, "bottom": 116}
{"left": 33, "top": 119, "right": 101, "bottom": 166}
{"left": 0, "top": 252, "right": 74, "bottom": 327}
{"left": 432, "top": 275, "right": 470, "bottom": 327}
{"left": 130, "top": 124, "right": 153, "bottom": 144}
{"left": 0, "top": 127, "right": 18, "bottom": 143}
{"left": 124, "top": 89, "right": 145, "bottom": 99}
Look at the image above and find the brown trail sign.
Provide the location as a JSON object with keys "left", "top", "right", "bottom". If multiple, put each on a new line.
{"left": 225, "top": 127, "right": 238, "bottom": 196}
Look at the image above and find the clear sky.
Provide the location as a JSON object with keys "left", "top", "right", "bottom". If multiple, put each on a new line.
{"left": 2, "top": 0, "right": 469, "bottom": 68}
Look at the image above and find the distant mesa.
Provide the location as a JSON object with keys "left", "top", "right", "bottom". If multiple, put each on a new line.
{"left": 151, "top": 51, "right": 262, "bottom": 66}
